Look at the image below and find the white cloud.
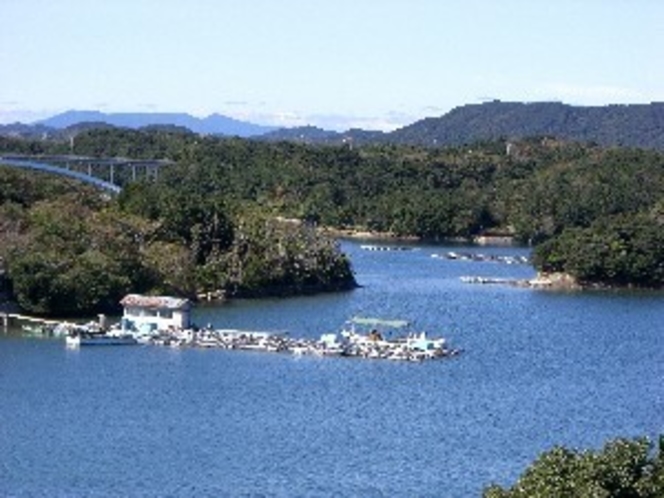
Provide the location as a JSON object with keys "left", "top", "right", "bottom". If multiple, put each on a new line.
{"left": 420, "top": 105, "right": 448, "bottom": 115}
{"left": 228, "top": 109, "right": 415, "bottom": 132}
{"left": 536, "top": 83, "right": 645, "bottom": 105}
{"left": 307, "top": 113, "right": 408, "bottom": 132}
{"left": 0, "top": 108, "right": 54, "bottom": 124}
{"left": 262, "top": 111, "right": 310, "bottom": 129}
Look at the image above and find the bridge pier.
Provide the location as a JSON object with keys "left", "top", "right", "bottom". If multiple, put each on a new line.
{"left": 0, "top": 155, "right": 172, "bottom": 194}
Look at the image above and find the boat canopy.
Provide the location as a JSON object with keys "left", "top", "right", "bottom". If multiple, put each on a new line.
{"left": 350, "top": 317, "right": 410, "bottom": 328}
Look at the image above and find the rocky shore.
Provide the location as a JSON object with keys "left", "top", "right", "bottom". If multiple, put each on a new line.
{"left": 525, "top": 272, "right": 581, "bottom": 290}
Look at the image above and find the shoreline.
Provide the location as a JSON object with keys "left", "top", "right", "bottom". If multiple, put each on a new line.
{"left": 320, "top": 225, "right": 519, "bottom": 247}
{"left": 320, "top": 227, "right": 420, "bottom": 242}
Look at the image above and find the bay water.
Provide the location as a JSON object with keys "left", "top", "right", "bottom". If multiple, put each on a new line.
{"left": 1, "top": 240, "right": 663, "bottom": 497}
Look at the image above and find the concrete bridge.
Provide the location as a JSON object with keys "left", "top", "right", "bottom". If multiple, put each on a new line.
{"left": 0, "top": 154, "right": 174, "bottom": 194}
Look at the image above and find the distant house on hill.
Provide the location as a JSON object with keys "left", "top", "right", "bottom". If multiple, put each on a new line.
{"left": 120, "top": 294, "right": 192, "bottom": 333}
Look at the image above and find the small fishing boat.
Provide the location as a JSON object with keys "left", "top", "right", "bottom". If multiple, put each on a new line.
{"left": 324, "top": 316, "right": 458, "bottom": 361}
{"left": 65, "top": 327, "right": 138, "bottom": 347}
{"left": 21, "top": 323, "right": 55, "bottom": 336}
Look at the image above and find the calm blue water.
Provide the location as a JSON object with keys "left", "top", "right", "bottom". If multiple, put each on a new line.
{"left": 1, "top": 240, "right": 663, "bottom": 497}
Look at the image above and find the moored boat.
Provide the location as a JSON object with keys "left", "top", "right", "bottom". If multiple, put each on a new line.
{"left": 21, "top": 323, "right": 56, "bottom": 337}
{"left": 65, "top": 328, "right": 138, "bottom": 347}
{"left": 316, "top": 316, "right": 459, "bottom": 361}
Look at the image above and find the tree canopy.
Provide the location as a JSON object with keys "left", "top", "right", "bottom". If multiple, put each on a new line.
{"left": 0, "top": 158, "right": 357, "bottom": 316}
{"left": 484, "top": 436, "right": 664, "bottom": 498}
{"left": 532, "top": 215, "right": 664, "bottom": 288}
{"left": 2, "top": 126, "right": 664, "bottom": 316}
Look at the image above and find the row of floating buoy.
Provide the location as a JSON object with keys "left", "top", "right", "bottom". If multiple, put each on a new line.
{"left": 433, "top": 251, "right": 529, "bottom": 264}
{"left": 360, "top": 244, "right": 416, "bottom": 252}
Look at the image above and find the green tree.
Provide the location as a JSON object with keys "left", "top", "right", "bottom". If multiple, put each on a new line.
{"left": 533, "top": 215, "right": 664, "bottom": 288}
{"left": 484, "top": 436, "right": 664, "bottom": 498}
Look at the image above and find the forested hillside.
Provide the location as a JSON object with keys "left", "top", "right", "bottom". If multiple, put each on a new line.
{"left": 0, "top": 132, "right": 359, "bottom": 316}
{"left": 390, "top": 101, "right": 664, "bottom": 149}
{"left": 63, "top": 128, "right": 664, "bottom": 243}
{"left": 72, "top": 128, "right": 664, "bottom": 290}
{"left": 5, "top": 101, "right": 664, "bottom": 150}
{"left": 2, "top": 126, "right": 664, "bottom": 317}
{"left": 259, "top": 101, "right": 664, "bottom": 150}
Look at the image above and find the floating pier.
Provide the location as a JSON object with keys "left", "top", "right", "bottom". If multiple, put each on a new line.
{"left": 433, "top": 251, "right": 529, "bottom": 264}
{"left": 1, "top": 312, "right": 63, "bottom": 330}
{"left": 7, "top": 311, "right": 461, "bottom": 363}
{"left": 460, "top": 276, "right": 514, "bottom": 285}
{"left": 129, "top": 326, "right": 461, "bottom": 362}
{"left": 360, "top": 244, "right": 416, "bottom": 252}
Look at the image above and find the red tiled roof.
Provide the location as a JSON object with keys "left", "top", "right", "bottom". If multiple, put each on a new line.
{"left": 120, "top": 294, "right": 190, "bottom": 310}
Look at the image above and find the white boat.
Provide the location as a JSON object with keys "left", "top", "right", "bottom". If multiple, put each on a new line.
{"left": 334, "top": 316, "right": 457, "bottom": 361}
{"left": 66, "top": 330, "right": 138, "bottom": 347}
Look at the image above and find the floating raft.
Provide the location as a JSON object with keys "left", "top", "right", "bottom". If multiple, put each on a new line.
{"left": 73, "top": 317, "right": 461, "bottom": 363}
{"left": 460, "top": 276, "right": 514, "bottom": 285}
{"left": 360, "top": 244, "right": 415, "bottom": 252}
{"left": 20, "top": 314, "right": 461, "bottom": 363}
{"left": 137, "top": 327, "right": 461, "bottom": 362}
{"left": 432, "top": 251, "right": 529, "bottom": 264}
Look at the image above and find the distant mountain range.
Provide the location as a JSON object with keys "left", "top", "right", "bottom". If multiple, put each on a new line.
{"left": 388, "top": 101, "right": 664, "bottom": 149}
{"left": 2, "top": 102, "right": 664, "bottom": 149}
{"left": 262, "top": 101, "right": 664, "bottom": 149}
{"left": 36, "top": 110, "right": 276, "bottom": 137}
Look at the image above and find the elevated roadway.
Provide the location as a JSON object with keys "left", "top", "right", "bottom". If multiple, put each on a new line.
{"left": 0, "top": 154, "right": 174, "bottom": 194}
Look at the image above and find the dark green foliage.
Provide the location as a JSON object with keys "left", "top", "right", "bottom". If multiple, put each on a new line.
{"left": 220, "top": 215, "right": 356, "bottom": 297}
{"left": 5, "top": 127, "right": 664, "bottom": 303}
{"left": 533, "top": 215, "right": 664, "bottom": 288}
{"left": 0, "top": 145, "right": 358, "bottom": 316}
{"left": 8, "top": 249, "right": 133, "bottom": 316}
{"left": 507, "top": 145, "right": 664, "bottom": 243}
{"left": 484, "top": 436, "right": 664, "bottom": 498}
{"left": 0, "top": 165, "right": 93, "bottom": 208}
{"left": 71, "top": 127, "right": 191, "bottom": 160}
{"left": 3, "top": 199, "right": 155, "bottom": 316}
{"left": 391, "top": 101, "right": 664, "bottom": 150}
{"left": 0, "top": 136, "right": 68, "bottom": 155}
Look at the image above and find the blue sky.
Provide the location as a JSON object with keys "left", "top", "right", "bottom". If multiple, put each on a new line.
{"left": 2, "top": 0, "right": 663, "bottom": 131}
